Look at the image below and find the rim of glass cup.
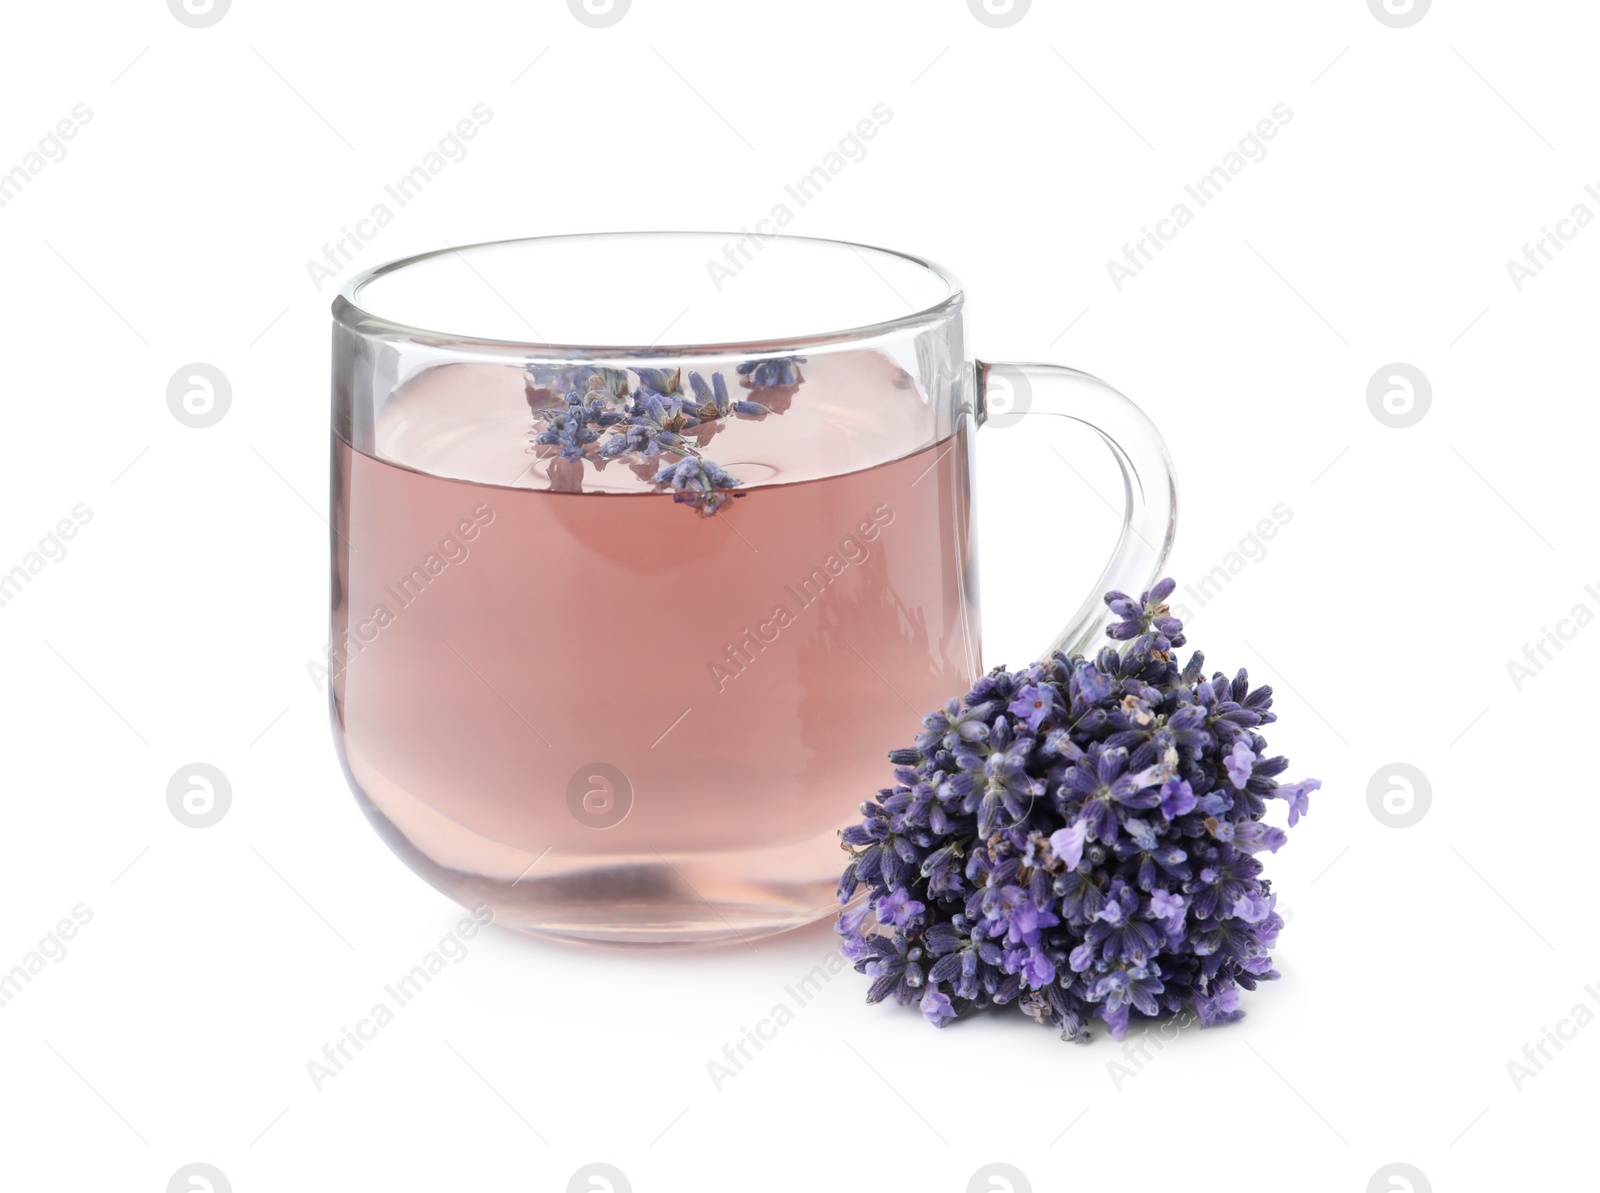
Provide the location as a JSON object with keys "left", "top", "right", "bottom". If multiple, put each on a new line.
{"left": 332, "top": 231, "right": 966, "bottom": 359}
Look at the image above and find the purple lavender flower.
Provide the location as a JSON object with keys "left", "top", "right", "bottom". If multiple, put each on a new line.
{"left": 1020, "top": 950, "right": 1056, "bottom": 989}
{"left": 920, "top": 987, "right": 957, "bottom": 1027}
{"left": 737, "top": 355, "right": 806, "bottom": 389}
{"left": 1149, "top": 889, "right": 1186, "bottom": 922}
{"left": 1092, "top": 965, "right": 1164, "bottom": 1017}
{"left": 1123, "top": 818, "right": 1159, "bottom": 851}
{"left": 1104, "top": 578, "right": 1184, "bottom": 647}
{"left": 1159, "top": 778, "right": 1196, "bottom": 820}
{"left": 1231, "top": 892, "right": 1274, "bottom": 923}
{"left": 1076, "top": 665, "right": 1114, "bottom": 704}
{"left": 1194, "top": 983, "right": 1242, "bottom": 1027}
{"left": 836, "top": 580, "right": 1320, "bottom": 1041}
{"left": 1049, "top": 821, "right": 1088, "bottom": 869}
{"left": 876, "top": 889, "right": 926, "bottom": 930}
{"left": 525, "top": 359, "right": 804, "bottom": 516}
{"left": 1225, "top": 740, "right": 1256, "bottom": 789}
{"left": 1233, "top": 822, "right": 1289, "bottom": 854}
{"left": 1281, "top": 778, "right": 1319, "bottom": 827}
{"left": 686, "top": 369, "right": 769, "bottom": 421}
{"left": 525, "top": 363, "right": 628, "bottom": 402}
{"left": 531, "top": 407, "right": 599, "bottom": 460}
{"left": 1008, "top": 683, "right": 1057, "bottom": 734}
{"left": 651, "top": 456, "right": 745, "bottom": 515}
{"left": 634, "top": 367, "right": 681, "bottom": 397}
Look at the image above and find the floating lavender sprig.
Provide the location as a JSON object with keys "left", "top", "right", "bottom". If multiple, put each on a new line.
{"left": 737, "top": 356, "right": 805, "bottom": 389}
{"left": 525, "top": 357, "right": 805, "bottom": 514}
{"left": 836, "top": 579, "right": 1320, "bottom": 1041}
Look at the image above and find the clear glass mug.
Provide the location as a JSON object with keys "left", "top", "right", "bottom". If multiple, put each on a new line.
{"left": 329, "top": 233, "right": 1176, "bottom": 945}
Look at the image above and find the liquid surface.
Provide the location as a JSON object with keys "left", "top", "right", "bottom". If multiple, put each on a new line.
{"left": 331, "top": 355, "right": 980, "bottom": 942}
{"left": 372, "top": 348, "right": 940, "bottom": 493}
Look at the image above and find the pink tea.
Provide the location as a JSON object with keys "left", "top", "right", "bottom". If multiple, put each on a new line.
{"left": 330, "top": 349, "right": 981, "bottom": 943}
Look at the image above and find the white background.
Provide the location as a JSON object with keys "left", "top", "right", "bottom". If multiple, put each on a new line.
{"left": 0, "top": 1, "right": 1592, "bottom": 1190}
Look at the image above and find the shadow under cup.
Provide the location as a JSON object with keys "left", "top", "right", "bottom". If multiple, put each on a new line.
{"left": 329, "top": 233, "right": 981, "bottom": 944}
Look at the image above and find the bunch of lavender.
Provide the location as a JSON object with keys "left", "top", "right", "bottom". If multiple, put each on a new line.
{"left": 836, "top": 579, "right": 1319, "bottom": 1041}
{"left": 525, "top": 357, "right": 804, "bottom": 515}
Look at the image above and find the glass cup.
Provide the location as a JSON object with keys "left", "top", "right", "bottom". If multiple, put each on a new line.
{"left": 329, "top": 232, "right": 1176, "bottom": 945}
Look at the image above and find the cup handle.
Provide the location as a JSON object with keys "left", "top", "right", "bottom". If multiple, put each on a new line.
{"left": 976, "top": 360, "right": 1179, "bottom": 660}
